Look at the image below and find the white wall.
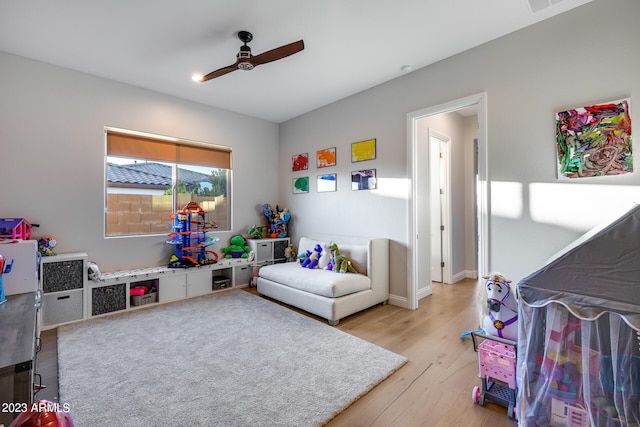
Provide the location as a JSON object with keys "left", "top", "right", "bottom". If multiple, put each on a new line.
{"left": 0, "top": 52, "right": 280, "bottom": 271}
{"left": 279, "top": 0, "right": 640, "bottom": 300}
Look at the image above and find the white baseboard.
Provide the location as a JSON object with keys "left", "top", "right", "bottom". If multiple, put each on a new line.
{"left": 452, "top": 270, "right": 478, "bottom": 283}
{"left": 388, "top": 294, "right": 409, "bottom": 309}
{"left": 417, "top": 285, "right": 432, "bottom": 300}
{"left": 387, "top": 284, "right": 432, "bottom": 310}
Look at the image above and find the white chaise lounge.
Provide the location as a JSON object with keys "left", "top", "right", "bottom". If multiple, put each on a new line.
{"left": 257, "top": 235, "right": 389, "bottom": 325}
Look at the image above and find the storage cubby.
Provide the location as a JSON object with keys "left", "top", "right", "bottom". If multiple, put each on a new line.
{"left": 43, "top": 289, "right": 84, "bottom": 326}
{"left": 233, "top": 264, "right": 253, "bottom": 287}
{"left": 129, "top": 278, "right": 159, "bottom": 307}
{"left": 248, "top": 237, "right": 290, "bottom": 266}
{"left": 92, "top": 283, "right": 127, "bottom": 316}
{"left": 42, "top": 257, "right": 254, "bottom": 327}
{"left": 39, "top": 252, "right": 88, "bottom": 327}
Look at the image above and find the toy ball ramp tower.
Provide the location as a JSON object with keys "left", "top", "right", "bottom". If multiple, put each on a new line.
{"left": 517, "top": 204, "right": 640, "bottom": 426}
{"left": 167, "top": 202, "right": 219, "bottom": 267}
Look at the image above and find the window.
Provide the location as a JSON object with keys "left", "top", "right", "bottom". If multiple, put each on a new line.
{"left": 105, "top": 128, "right": 231, "bottom": 237}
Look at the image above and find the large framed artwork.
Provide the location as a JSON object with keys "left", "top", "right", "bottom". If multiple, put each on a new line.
{"left": 351, "top": 139, "right": 376, "bottom": 162}
{"left": 556, "top": 98, "right": 632, "bottom": 179}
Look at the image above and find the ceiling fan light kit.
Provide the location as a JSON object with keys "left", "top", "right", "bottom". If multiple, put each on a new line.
{"left": 196, "top": 30, "right": 304, "bottom": 82}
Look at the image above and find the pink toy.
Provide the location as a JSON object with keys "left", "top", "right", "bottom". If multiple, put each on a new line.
{"left": 0, "top": 218, "right": 32, "bottom": 240}
{"left": 471, "top": 332, "right": 518, "bottom": 419}
{"left": 481, "top": 273, "right": 518, "bottom": 341}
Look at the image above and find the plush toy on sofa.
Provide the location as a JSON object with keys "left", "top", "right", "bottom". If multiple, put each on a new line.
{"left": 326, "top": 243, "right": 357, "bottom": 273}
{"left": 284, "top": 245, "right": 297, "bottom": 262}
{"left": 301, "top": 244, "right": 323, "bottom": 269}
{"left": 222, "top": 235, "right": 251, "bottom": 258}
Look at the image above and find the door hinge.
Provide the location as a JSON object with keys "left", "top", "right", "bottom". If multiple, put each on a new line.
{"left": 440, "top": 225, "right": 445, "bottom": 231}
{"left": 441, "top": 261, "right": 445, "bottom": 268}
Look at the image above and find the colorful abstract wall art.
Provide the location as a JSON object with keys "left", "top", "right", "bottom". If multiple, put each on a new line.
{"left": 351, "top": 169, "right": 377, "bottom": 190}
{"left": 292, "top": 153, "right": 308, "bottom": 171}
{"left": 316, "top": 147, "right": 336, "bottom": 168}
{"left": 556, "top": 98, "right": 632, "bottom": 179}
{"left": 292, "top": 176, "right": 309, "bottom": 194}
{"left": 317, "top": 173, "right": 337, "bottom": 192}
{"left": 351, "top": 139, "right": 376, "bottom": 162}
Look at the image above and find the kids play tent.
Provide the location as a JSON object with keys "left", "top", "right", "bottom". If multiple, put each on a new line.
{"left": 517, "top": 204, "right": 640, "bottom": 426}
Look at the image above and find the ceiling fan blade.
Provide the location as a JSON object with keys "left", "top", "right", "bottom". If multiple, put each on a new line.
{"left": 249, "top": 40, "right": 304, "bottom": 67}
{"left": 199, "top": 62, "right": 239, "bottom": 82}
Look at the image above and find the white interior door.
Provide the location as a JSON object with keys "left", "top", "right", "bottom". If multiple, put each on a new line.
{"left": 429, "top": 131, "right": 449, "bottom": 283}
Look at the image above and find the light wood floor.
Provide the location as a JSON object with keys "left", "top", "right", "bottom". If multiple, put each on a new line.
{"left": 37, "top": 279, "right": 516, "bottom": 427}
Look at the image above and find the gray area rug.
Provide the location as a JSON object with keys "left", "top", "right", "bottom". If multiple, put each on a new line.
{"left": 57, "top": 290, "right": 406, "bottom": 426}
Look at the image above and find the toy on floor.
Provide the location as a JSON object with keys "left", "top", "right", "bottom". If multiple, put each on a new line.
{"left": 481, "top": 273, "right": 518, "bottom": 341}
{"left": 471, "top": 331, "right": 518, "bottom": 419}
{"left": 222, "top": 235, "right": 251, "bottom": 258}
{"left": 301, "top": 244, "right": 323, "bottom": 269}
{"left": 326, "top": 243, "right": 357, "bottom": 273}
{"left": 0, "top": 254, "right": 14, "bottom": 304}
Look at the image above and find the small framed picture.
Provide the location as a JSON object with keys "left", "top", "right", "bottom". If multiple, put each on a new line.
{"left": 317, "top": 173, "right": 337, "bottom": 192}
{"left": 292, "top": 153, "right": 308, "bottom": 171}
{"left": 351, "top": 169, "right": 377, "bottom": 190}
{"left": 351, "top": 139, "right": 376, "bottom": 162}
{"left": 316, "top": 147, "right": 336, "bottom": 168}
{"left": 292, "top": 176, "right": 309, "bottom": 194}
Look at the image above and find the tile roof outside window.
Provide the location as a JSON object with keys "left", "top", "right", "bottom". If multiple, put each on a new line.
{"left": 107, "top": 162, "right": 210, "bottom": 187}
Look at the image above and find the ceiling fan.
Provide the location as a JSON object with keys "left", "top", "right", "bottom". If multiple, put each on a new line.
{"left": 194, "top": 31, "right": 304, "bottom": 82}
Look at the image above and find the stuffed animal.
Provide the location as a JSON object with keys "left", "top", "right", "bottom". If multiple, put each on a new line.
{"left": 480, "top": 273, "right": 518, "bottom": 341}
{"left": 87, "top": 261, "right": 102, "bottom": 281}
{"left": 274, "top": 207, "right": 290, "bottom": 238}
{"left": 222, "top": 235, "right": 251, "bottom": 258}
{"left": 301, "top": 244, "right": 323, "bottom": 269}
{"left": 262, "top": 203, "right": 291, "bottom": 238}
{"left": 284, "top": 245, "right": 297, "bottom": 262}
{"left": 247, "top": 225, "right": 266, "bottom": 240}
{"left": 326, "top": 243, "right": 357, "bottom": 273}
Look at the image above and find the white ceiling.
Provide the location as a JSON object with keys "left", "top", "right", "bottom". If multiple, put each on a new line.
{"left": 0, "top": 0, "right": 592, "bottom": 123}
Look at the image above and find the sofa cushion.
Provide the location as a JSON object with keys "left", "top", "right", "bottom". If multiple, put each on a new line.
{"left": 258, "top": 262, "right": 371, "bottom": 298}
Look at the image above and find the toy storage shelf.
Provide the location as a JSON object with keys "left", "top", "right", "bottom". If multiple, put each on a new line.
{"left": 248, "top": 237, "right": 290, "bottom": 266}
{"left": 39, "top": 253, "right": 88, "bottom": 328}
{"left": 79, "top": 258, "right": 253, "bottom": 322}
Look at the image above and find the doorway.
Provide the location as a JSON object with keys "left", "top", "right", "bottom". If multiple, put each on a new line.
{"left": 429, "top": 130, "right": 450, "bottom": 283}
{"left": 407, "top": 92, "right": 489, "bottom": 310}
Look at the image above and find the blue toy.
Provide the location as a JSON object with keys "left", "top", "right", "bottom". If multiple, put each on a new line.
{"left": 301, "top": 244, "right": 323, "bottom": 269}
{"left": 0, "top": 254, "right": 14, "bottom": 304}
{"left": 167, "top": 201, "right": 219, "bottom": 267}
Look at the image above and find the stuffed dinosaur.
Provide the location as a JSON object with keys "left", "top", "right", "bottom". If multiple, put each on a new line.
{"left": 301, "top": 244, "right": 323, "bottom": 269}
{"left": 327, "top": 243, "right": 357, "bottom": 273}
